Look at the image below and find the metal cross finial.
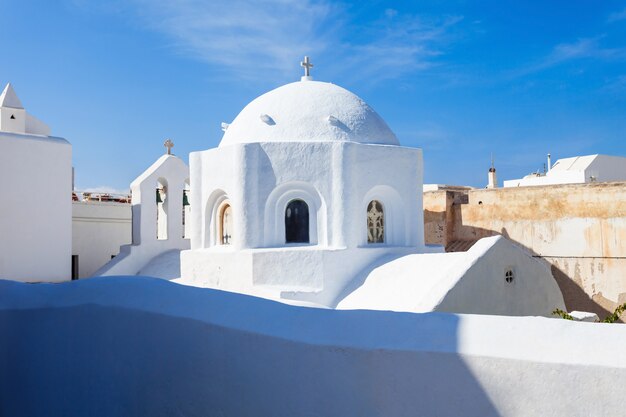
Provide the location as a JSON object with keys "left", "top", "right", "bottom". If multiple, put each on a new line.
{"left": 164, "top": 139, "right": 174, "bottom": 155}
{"left": 300, "top": 56, "right": 313, "bottom": 77}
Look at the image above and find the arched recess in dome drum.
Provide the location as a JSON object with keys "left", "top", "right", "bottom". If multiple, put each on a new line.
{"left": 263, "top": 182, "right": 325, "bottom": 247}
{"left": 204, "top": 189, "right": 232, "bottom": 248}
{"left": 285, "top": 199, "right": 309, "bottom": 244}
{"left": 361, "top": 185, "right": 405, "bottom": 246}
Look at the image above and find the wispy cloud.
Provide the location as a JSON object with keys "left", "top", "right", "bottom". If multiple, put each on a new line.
{"left": 72, "top": 0, "right": 463, "bottom": 83}
{"left": 338, "top": 13, "right": 464, "bottom": 83}
{"left": 603, "top": 74, "right": 626, "bottom": 93}
{"left": 129, "top": 0, "right": 334, "bottom": 79}
{"left": 608, "top": 7, "right": 626, "bottom": 23}
{"left": 513, "top": 37, "right": 626, "bottom": 77}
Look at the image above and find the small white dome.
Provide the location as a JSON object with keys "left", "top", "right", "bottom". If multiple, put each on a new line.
{"left": 219, "top": 81, "right": 399, "bottom": 147}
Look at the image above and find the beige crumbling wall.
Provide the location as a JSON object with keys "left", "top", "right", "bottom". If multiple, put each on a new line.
{"left": 424, "top": 182, "right": 626, "bottom": 319}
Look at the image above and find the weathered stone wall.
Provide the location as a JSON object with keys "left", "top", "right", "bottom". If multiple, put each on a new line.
{"left": 424, "top": 182, "right": 626, "bottom": 319}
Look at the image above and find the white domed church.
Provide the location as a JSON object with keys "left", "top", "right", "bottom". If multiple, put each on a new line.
{"left": 182, "top": 73, "right": 426, "bottom": 305}
{"left": 100, "top": 59, "right": 565, "bottom": 316}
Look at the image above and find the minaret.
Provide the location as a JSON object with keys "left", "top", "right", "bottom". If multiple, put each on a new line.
{"left": 487, "top": 154, "right": 497, "bottom": 189}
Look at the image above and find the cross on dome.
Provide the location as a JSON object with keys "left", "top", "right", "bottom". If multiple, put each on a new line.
{"left": 300, "top": 56, "right": 314, "bottom": 81}
{"left": 164, "top": 139, "right": 174, "bottom": 155}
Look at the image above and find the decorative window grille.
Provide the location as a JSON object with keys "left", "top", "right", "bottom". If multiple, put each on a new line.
{"left": 367, "top": 200, "right": 384, "bottom": 244}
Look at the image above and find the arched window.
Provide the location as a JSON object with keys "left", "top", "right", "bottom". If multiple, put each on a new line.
{"left": 219, "top": 203, "right": 232, "bottom": 245}
{"left": 367, "top": 200, "right": 384, "bottom": 244}
{"left": 285, "top": 199, "right": 309, "bottom": 243}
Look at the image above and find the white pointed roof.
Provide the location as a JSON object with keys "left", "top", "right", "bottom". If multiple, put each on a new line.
{"left": 219, "top": 80, "right": 399, "bottom": 147}
{"left": 0, "top": 83, "right": 24, "bottom": 109}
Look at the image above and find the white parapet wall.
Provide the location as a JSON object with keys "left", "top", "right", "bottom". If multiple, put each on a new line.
{"left": 0, "top": 276, "right": 624, "bottom": 416}
{"left": 0, "top": 132, "right": 72, "bottom": 282}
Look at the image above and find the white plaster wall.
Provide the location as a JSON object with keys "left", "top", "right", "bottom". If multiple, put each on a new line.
{"left": 338, "top": 236, "right": 565, "bottom": 316}
{"left": 1, "top": 277, "right": 625, "bottom": 417}
{"left": 72, "top": 202, "right": 131, "bottom": 278}
{"left": 188, "top": 144, "right": 242, "bottom": 250}
{"left": 587, "top": 155, "right": 626, "bottom": 182}
{"left": 180, "top": 246, "right": 424, "bottom": 306}
{"left": 342, "top": 142, "right": 423, "bottom": 247}
{"left": 435, "top": 236, "right": 565, "bottom": 316}
{"left": 94, "top": 155, "right": 190, "bottom": 277}
{"left": 0, "top": 107, "right": 26, "bottom": 134}
{"left": 182, "top": 140, "right": 425, "bottom": 304}
{"left": 0, "top": 132, "right": 71, "bottom": 282}
{"left": 189, "top": 141, "right": 423, "bottom": 251}
{"left": 503, "top": 171, "right": 585, "bottom": 187}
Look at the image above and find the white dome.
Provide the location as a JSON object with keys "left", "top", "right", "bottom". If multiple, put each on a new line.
{"left": 219, "top": 80, "right": 399, "bottom": 147}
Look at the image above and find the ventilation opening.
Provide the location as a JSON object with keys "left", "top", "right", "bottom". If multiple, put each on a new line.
{"left": 10, "top": 114, "right": 15, "bottom": 120}
{"left": 505, "top": 269, "right": 515, "bottom": 283}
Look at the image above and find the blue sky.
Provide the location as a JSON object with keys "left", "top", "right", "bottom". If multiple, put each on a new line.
{"left": 2, "top": 0, "right": 625, "bottom": 191}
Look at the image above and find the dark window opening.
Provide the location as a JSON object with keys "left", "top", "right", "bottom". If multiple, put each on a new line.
{"left": 10, "top": 114, "right": 15, "bottom": 120}
{"left": 71, "top": 255, "right": 79, "bottom": 280}
{"left": 285, "top": 199, "right": 309, "bottom": 243}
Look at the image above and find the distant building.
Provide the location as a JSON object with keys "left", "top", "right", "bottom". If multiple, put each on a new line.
{"left": 424, "top": 181, "right": 626, "bottom": 320}
{"left": 72, "top": 195, "right": 132, "bottom": 279}
{"left": 0, "top": 83, "right": 72, "bottom": 282}
{"left": 504, "top": 154, "right": 626, "bottom": 187}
